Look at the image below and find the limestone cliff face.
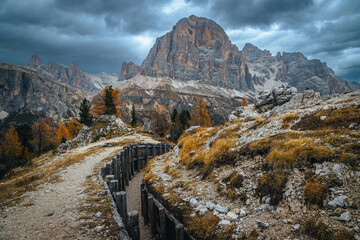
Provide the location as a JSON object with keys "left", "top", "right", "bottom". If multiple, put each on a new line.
{"left": 243, "top": 43, "right": 360, "bottom": 95}
{"left": 0, "top": 62, "right": 85, "bottom": 121}
{"left": 140, "top": 15, "right": 254, "bottom": 91}
{"left": 25, "top": 55, "right": 118, "bottom": 92}
{"left": 119, "top": 62, "right": 140, "bottom": 80}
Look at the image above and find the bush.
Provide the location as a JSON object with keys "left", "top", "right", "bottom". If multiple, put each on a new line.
{"left": 304, "top": 217, "right": 355, "bottom": 240}
{"left": 303, "top": 182, "right": 327, "bottom": 206}
{"left": 187, "top": 213, "right": 219, "bottom": 239}
{"left": 257, "top": 171, "right": 288, "bottom": 205}
{"left": 341, "top": 152, "right": 358, "bottom": 167}
{"left": 223, "top": 171, "right": 243, "bottom": 189}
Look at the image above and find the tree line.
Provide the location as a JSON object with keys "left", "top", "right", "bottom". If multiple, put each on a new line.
{"left": 0, "top": 84, "right": 248, "bottom": 178}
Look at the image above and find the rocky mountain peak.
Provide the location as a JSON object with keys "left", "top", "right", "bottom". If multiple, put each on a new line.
{"left": 25, "top": 55, "right": 42, "bottom": 69}
{"left": 140, "top": 15, "right": 253, "bottom": 91}
{"left": 119, "top": 62, "right": 140, "bottom": 80}
{"left": 242, "top": 43, "right": 272, "bottom": 61}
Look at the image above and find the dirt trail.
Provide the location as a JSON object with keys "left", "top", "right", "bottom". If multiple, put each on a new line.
{"left": 126, "top": 170, "right": 152, "bottom": 240}
{"left": 0, "top": 134, "right": 157, "bottom": 240}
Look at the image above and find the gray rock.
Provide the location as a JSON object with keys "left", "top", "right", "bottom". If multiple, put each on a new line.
{"left": 261, "top": 204, "right": 273, "bottom": 211}
{"left": 332, "top": 164, "right": 343, "bottom": 176}
{"left": 225, "top": 212, "right": 238, "bottom": 221}
{"left": 338, "top": 212, "right": 352, "bottom": 222}
{"left": 256, "top": 220, "right": 270, "bottom": 229}
{"left": 218, "top": 220, "right": 231, "bottom": 226}
{"left": 206, "top": 201, "right": 216, "bottom": 211}
{"left": 199, "top": 208, "right": 207, "bottom": 216}
{"left": 292, "top": 224, "right": 300, "bottom": 230}
{"left": 327, "top": 195, "right": 348, "bottom": 209}
{"left": 189, "top": 198, "right": 198, "bottom": 208}
{"left": 215, "top": 204, "right": 228, "bottom": 214}
{"left": 239, "top": 209, "right": 247, "bottom": 217}
{"left": 255, "top": 84, "right": 297, "bottom": 111}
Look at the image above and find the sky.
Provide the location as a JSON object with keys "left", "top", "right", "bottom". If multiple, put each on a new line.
{"left": 0, "top": 0, "right": 359, "bottom": 83}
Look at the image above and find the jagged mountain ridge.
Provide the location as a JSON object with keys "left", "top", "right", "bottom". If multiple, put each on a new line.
{"left": 121, "top": 15, "right": 359, "bottom": 95}
{"left": 26, "top": 55, "right": 118, "bottom": 92}
{"left": 0, "top": 62, "right": 85, "bottom": 122}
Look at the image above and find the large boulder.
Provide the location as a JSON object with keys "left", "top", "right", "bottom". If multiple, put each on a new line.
{"left": 255, "top": 84, "right": 297, "bottom": 111}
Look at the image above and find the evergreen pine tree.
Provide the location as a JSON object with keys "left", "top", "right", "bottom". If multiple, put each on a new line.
{"left": 79, "top": 98, "right": 92, "bottom": 125}
{"left": 130, "top": 104, "right": 137, "bottom": 127}
{"left": 104, "top": 85, "right": 117, "bottom": 115}
{"left": 170, "top": 108, "right": 178, "bottom": 123}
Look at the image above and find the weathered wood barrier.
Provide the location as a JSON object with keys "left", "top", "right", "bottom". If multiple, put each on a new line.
{"left": 100, "top": 143, "right": 172, "bottom": 240}
{"left": 141, "top": 183, "right": 196, "bottom": 240}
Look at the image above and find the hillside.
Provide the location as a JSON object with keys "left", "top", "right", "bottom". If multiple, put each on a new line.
{"left": 144, "top": 88, "right": 360, "bottom": 239}
{"left": 0, "top": 62, "right": 86, "bottom": 123}
{"left": 26, "top": 55, "right": 119, "bottom": 92}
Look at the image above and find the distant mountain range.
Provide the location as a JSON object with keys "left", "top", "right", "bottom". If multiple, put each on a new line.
{"left": 121, "top": 15, "right": 360, "bottom": 95}
{"left": 1, "top": 15, "right": 359, "bottom": 127}
{"left": 25, "top": 55, "right": 118, "bottom": 92}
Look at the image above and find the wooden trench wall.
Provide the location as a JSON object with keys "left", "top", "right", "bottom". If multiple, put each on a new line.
{"left": 101, "top": 142, "right": 195, "bottom": 240}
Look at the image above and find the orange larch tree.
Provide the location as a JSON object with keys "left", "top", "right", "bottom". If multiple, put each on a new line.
{"left": 66, "top": 120, "right": 83, "bottom": 138}
{"left": 31, "top": 118, "right": 53, "bottom": 153}
{"left": 192, "top": 97, "right": 212, "bottom": 127}
{"left": 2, "top": 125, "right": 23, "bottom": 158}
{"left": 241, "top": 97, "right": 248, "bottom": 106}
{"left": 150, "top": 101, "right": 170, "bottom": 137}
{"left": 91, "top": 85, "right": 123, "bottom": 119}
{"left": 56, "top": 122, "right": 71, "bottom": 143}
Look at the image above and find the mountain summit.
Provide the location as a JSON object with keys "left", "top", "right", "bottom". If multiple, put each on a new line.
{"left": 121, "top": 15, "right": 359, "bottom": 95}
{"left": 140, "top": 15, "right": 253, "bottom": 91}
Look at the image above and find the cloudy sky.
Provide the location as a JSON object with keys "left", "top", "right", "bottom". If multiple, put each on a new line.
{"left": 0, "top": 0, "right": 359, "bottom": 82}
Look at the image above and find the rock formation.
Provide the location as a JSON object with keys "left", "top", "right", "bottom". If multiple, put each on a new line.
{"left": 25, "top": 55, "right": 118, "bottom": 92}
{"left": 139, "top": 15, "right": 253, "bottom": 91}
{"left": 0, "top": 62, "right": 85, "bottom": 122}
{"left": 119, "top": 62, "right": 140, "bottom": 80}
{"left": 121, "top": 15, "right": 359, "bottom": 95}
{"left": 243, "top": 43, "right": 360, "bottom": 95}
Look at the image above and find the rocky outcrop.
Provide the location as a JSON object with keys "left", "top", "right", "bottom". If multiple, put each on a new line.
{"left": 243, "top": 44, "right": 360, "bottom": 95}
{"left": 0, "top": 62, "right": 85, "bottom": 122}
{"left": 119, "top": 62, "right": 140, "bottom": 80}
{"left": 255, "top": 84, "right": 297, "bottom": 111}
{"left": 140, "top": 15, "right": 253, "bottom": 91}
{"left": 25, "top": 55, "right": 118, "bottom": 92}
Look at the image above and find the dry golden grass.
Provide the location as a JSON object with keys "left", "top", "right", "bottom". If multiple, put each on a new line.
{"left": 144, "top": 171, "right": 157, "bottom": 184}
{"left": 187, "top": 212, "right": 219, "bottom": 239}
{"left": 0, "top": 147, "right": 103, "bottom": 206}
{"left": 293, "top": 106, "right": 360, "bottom": 130}
{"left": 282, "top": 113, "right": 298, "bottom": 129}
{"left": 303, "top": 182, "right": 327, "bottom": 206}
{"left": 257, "top": 171, "right": 288, "bottom": 205}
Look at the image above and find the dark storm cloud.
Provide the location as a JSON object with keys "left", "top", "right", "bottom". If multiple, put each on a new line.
{"left": 0, "top": 0, "right": 359, "bottom": 82}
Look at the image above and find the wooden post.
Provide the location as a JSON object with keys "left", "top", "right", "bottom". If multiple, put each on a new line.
{"left": 112, "top": 157, "right": 117, "bottom": 180}
{"left": 105, "top": 175, "right": 114, "bottom": 183}
{"left": 115, "top": 191, "right": 128, "bottom": 226}
{"left": 142, "top": 188, "right": 149, "bottom": 225}
{"left": 159, "top": 207, "right": 166, "bottom": 239}
{"left": 100, "top": 167, "right": 106, "bottom": 177}
{"left": 145, "top": 144, "right": 149, "bottom": 163}
{"left": 128, "top": 211, "right": 140, "bottom": 240}
{"left": 130, "top": 145, "right": 134, "bottom": 176}
{"left": 175, "top": 224, "right": 184, "bottom": 240}
{"left": 109, "top": 180, "right": 119, "bottom": 193}
{"left": 153, "top": 144, "right": 156, "bottom": 158}
{"left": 148, "top": 196, "right": 155, "bottom": 236}
{"left": 136, "top": 145, "right": 140, "bottom": 170}
{"left": 105, "top": 162, "right": 111, "bottom": 175}
{"left": 121, "top": 151, "right": 129, "bottom": 187}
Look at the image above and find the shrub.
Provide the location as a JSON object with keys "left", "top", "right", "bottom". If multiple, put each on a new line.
{"left": 282, "top": 114, "right": 298, "bottom": 129}
{"left": 304, "top": 217, "right": 355, "bottom": 240}
{"left": 341, "top": 152, "right": 358, "bottom": 167}
{"left": 223, "top": 171, "right": 243, "bottom": 189}
{"left": 266, "top": 149, "right": 294, "bottom": 168}
{"left": 303, "top": 182, "right": 327, "bottom": 206}
{"left": 292, "top": 145, "right": 331, "bottom": 164}
{"left": 293, "top": 106, "right": 360, "bottom": 131}
{"left": 187, "top": 213, "right": 219, "bottom": 239}
{"left": 226, "top": 189, "right": 237, "bottom": 201}
{"left": 257, "top": 171, "right": 288, "bottom": 205}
